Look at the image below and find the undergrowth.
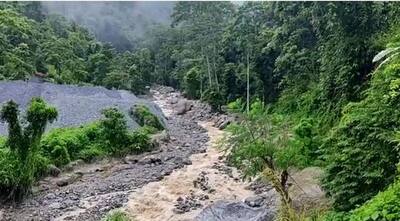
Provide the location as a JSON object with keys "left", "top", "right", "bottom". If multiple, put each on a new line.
{"left": 103, "top": 210, "right": 132, "bottom": 221}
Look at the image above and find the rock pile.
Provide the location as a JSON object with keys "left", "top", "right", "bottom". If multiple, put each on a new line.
{"left": 195, "top": 200, "right": 275, "bottom": 221}
{"left": 173, "top": 191, "right": 209, "bottom": 214}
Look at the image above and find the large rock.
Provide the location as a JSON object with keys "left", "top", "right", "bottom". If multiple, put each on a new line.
{"left": 213, "top": 115, "right": 234, "bottom": 130}
{"left": 175, "top": 100, "right": 193, "bottom": 115}
{"left": 195, "top": 201, "right": 275, "bottom": 221}
{"left": 0, "top": 80, "right": 166, "bottom": 135}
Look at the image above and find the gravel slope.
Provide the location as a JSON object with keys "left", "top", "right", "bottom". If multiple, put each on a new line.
{"left": 0, "top": 80, "right": 165, "bottom": 135}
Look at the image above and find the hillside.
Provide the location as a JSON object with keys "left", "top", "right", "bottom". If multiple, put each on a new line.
{"left": 0, "top": 80, "right": 165, "bottom": 135}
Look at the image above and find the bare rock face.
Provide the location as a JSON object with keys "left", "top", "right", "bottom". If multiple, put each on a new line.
{"left": 195, "top": 201, "right": 275, "bottom": 221}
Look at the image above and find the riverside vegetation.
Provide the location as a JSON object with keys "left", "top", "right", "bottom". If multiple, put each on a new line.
{"left": 1, "top": 1, "right": 400, "bottom": 221}
{"left": 0, "top": 99, "right": 163, "bottom": 201}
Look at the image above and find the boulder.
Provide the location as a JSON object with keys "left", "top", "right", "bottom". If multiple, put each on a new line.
{"left": 63, "top": 159, "right": 85, "bottom": 172}
{"left": 138, "top": 156, "right": 162, "bottom": 165}
{"left": 47, "top": 164, "right": 61, "bottom": 177}
{"left": 169, "top": 97, "right": 179, "bottom": 104}
{"left": 213, "top": 115, "right": 233, "bottom": 130}
{"left": 195, "top": 201, "right": 275, "bottom": 221}
{"left": 175, "top": 100, "right": 193, "bottom": 115}
{"left": 150, "top": 130, "right": 170, "bottom": 147}
{"left": 244, "top": 196, "right": 265, "bottom": 208}
{"left": 55, "top": 173, "right": 83, "bottom": 187}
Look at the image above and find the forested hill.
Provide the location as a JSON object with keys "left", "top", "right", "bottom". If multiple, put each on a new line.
{"left": 140, "top": 2, "right": 400, "bottom": 219}
{"left": 2, "top": 1, "right": 400, "bottom": 220}
{"left": 0, "top": 2, "right": 154, "bottom": 94}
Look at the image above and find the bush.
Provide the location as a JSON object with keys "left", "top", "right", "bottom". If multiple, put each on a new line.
{"left": 100, "top": 107, "right": 130, "bottom": 154}
{"left": 42, "top": 108, "right": 153, "bottom": 163}
{"left": 130, "top": 105, "right": 164, "bottom": 131}
{"left": 41, "top": 126, "right": 91, "bottom": 166}
{"left": 348, "top": 177, "right": 400, "bottom": 221}
{"left": 0, "top": 150, "right": 19, "bottom": 197}
{"left": 128, "top": 128, "right": 152, "bottom": 153}
{"left": 103, "top": 210, "right": 131, "bottom": 221}
{"left": 77, "top": 144, "right": 106, "bottom": 162}
{"left": 201, "top": 87, "right": 224, "bottom": 111}
{"left": 0, "top": 101, "right": 155, "bottom": 201}
{"left": 322, "top": 56, "right": 400, "bottom": 211}
{"left": 0, "top": 98, "right": 57, "bottom": 200}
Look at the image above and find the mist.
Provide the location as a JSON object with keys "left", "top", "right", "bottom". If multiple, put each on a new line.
{"left": 42, "top": 1, "right": 174, "bottom": 51}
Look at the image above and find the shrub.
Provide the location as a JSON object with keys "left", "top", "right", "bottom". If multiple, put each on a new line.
{"left": 103, "top": 210, "right": 131, "bottom": 221}
{"left": 77, "top": 144, "right": 106, "bottom": 162}
{"left": 0, "top": 150, "right": 19, "bottom": 197}
{"left": 0, "top": 136, "right": 6, "bottom": 148}
{"left": 41, "top": 107, "right": 153, "bottom": 165}
{"left": 100, "top": 107, "right": 130, "bottom": 154}
{"left": 348, "top": 177, "right": 400, "bottom": 221}
{"left": 41, "top": 126, "right": 90, "bottom": 166}
{"left": 0, "top": 98, "right": 57, "bottom": 200}
{"left": 130, "top": 105, "right": 164, "bottom": 131}
{"left": 128, "top": 128, "right": 152, "bottom": 153}
{"left": 322, "top": 56, "right": 400, "bottom": 211}
{"left": 201, "top": 87, "right": 224, "bottom": 111}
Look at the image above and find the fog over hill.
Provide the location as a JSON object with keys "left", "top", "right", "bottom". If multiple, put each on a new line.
{"left": 42, "top": 1, "right": 174, "bottom": 51}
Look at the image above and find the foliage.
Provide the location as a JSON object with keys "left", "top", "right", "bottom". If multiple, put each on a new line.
{"left": 130, "top": 105, "right": 164, "bottom": 131}
{"left": 100, "top": 107, "right": 130, "bottom": 155}
{"left": 349, "top": 177, "right": 400, "bottom": 221}
{"left": 42, "top": 107, "right": 153, "bottom": 166}
{"left": 0, "top": 102, "right": 153, "bottom": 201}
{"left": 0, "top": 98, "right": 57, "bottom": 200}
{"left": 0, "top": 4, "right": 153, "bottom": 94}
{"left": 321, "top": 172, "right": 400, "bottom": 221}
{"left": 103, "top": 210, "right": 131, "bottom": 221}
{"left": 224, "top": 99, "right": 313, "bottom": 218}
{"left": 201, "top": 87, "right": 224, "bottom": 111}
{"left": 322, "top": 54, "right": 400, "bottom": 211}
{"left": 225, "top": 99, "right": 309, "bottom": 176}
{"left": 138, "top": 2, "right": 400, "bottom": 216}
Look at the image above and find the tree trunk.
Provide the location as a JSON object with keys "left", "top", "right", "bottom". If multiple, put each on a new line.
{"left": 212, "top": 45, "right": 220, "bottom": 92}
{"left": 206, "top": 54, "right": 212, "bottom": 87}
{"left": 246, "top": 51, "right": 250, "bottom": 114}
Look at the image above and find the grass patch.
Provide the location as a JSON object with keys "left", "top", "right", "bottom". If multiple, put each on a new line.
{"left": 103, "top": 210, "right": 132, "bottom": 221}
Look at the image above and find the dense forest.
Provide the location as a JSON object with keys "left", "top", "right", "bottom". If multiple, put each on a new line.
{"left": 1, "top": 1, "right": 400, "bottom": 220}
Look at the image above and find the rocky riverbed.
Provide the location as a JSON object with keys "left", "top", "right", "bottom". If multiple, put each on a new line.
{"left": 0, "top": 86, "right": 279, "bottom": 221}
{"left": 0, "top": 86, "right": 210, "bottom": 220}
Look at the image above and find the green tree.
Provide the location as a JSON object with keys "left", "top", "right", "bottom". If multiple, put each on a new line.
{"left": 0, "top": 98, "right": 57, "bottom": 200}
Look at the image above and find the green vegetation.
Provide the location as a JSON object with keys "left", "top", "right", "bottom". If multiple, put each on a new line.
{"left": 0, "top": 98, "right": 57, "bottom": 200}
{"left": 323, "top": 172, "right": 400, "bottom": 221}
{"left": 130, "top": 105, "right": 164, "bottom": 131}
{"left": 41, "top": 107, "right": 153, "bottom": 166}
{"left": 2, "top": 1, "right": 400, "bottom": 220}
{"left": 0, "top": 99, "right": 155, "bottom": 201}
{"left": 139, "top": 1, "right": 400, "bottom": 219}
{"left": 103, "top": 210, "right": 131, "bottom": 221}
{"left": 0, "top": 2, "right": 154, "bottom": 94}
{"left": 349, "top": 177, "right": 400, "bottom": 221}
